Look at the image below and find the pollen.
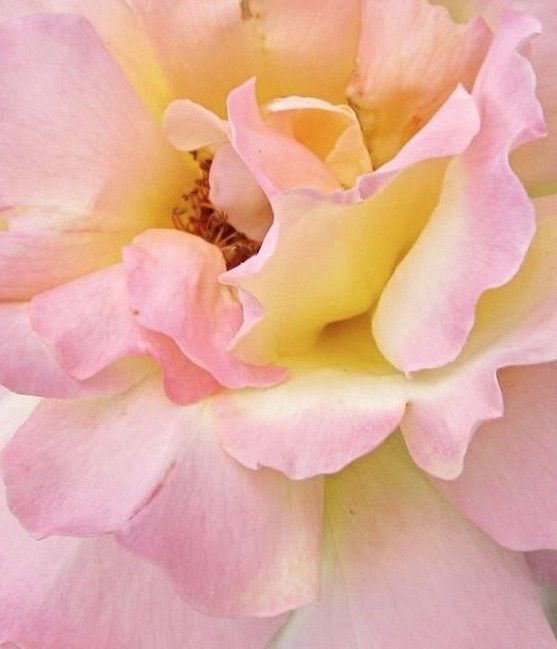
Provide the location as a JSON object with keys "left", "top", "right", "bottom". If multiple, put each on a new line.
{"left": 172, "top": 154, "right": 260, "bottom": 270}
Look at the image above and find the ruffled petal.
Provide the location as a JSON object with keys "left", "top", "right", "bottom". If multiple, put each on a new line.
{"left": 129, "top": 0, "right": 360, "bottom": 113}
{"left": 123, "top": 228, "right": 285, "bottom": 388}
{"left": 0, "top": 13, "right": 185, "bottom": 301}
{"left": 0, "top": 375, "right": 185, "bottom": 537}
{"left": 401, "top": 193, "right": 557, "bottom": 478}
{"left": 438, "top": 0, "right": 557, "bottom": 194}
{"left": 0, "top": 482, "right": 285, "bottom": 649}
{"left": 373, "top": 11, "right": 546, "bottom": 372}
{"left": 348, "top": 0, "right": 491, "bottom": 166}
{"left": 273, "top": 437, "right": 556, "bottom": 649}
{"left": 434, "top": 363, "right": 557, "bottom": 551}
{"left": 117, "top": 416, "right": 323, "bottom": 617}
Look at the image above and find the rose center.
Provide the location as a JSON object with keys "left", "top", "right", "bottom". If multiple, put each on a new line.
{"left": 172, "top": 155, "right": 260, "bottom": 270}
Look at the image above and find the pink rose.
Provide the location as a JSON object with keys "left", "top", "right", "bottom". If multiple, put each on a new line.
{"left": 0, "top": 1, "right": 556, "bottom": 647}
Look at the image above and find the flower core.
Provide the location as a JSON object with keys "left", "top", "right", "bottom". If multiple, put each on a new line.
{"left": 172, "top": 154, "right": 260, "bottom": 270}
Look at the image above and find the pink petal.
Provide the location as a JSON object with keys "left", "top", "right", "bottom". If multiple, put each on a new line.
{"left": 348, "top": 0, "right": 491, "bottom": 166}
{"left": 117, "top": 420, "right": 323, "bottom": 617}
{"left": 439, "top": 0, "right": 557, "bottom": 193}
{"left": 401, "top": 193, "right": 557, "bottom": 478}
{"left": 0, "top": 483, "right": 285, "bottom": 648}
{"left": 0, "top": 375, "right": 185, "bottom": 537}
{"left": 216, "top": 316, "right": 406, "bottom": 479}
{"left": 435, "top": 363, "right": 557, "bottom": 550}
{"left": 129, "top": 0, "right": 359, "bottom": 112}
{"left": 373, "top": 11, "right": 547, "bottom": 373}
{"left": 227, "top": 79, "right": 340, "bottom": 196}
{"left": 527, "top": 551, "right": 557, "bottom": 587}
{"left": 30, "top": 263, "right": 218, "bottom": 404}
{"left": 0, "top": 0, "right": 172, "bottom": 115}
{"left": 123, "top": 228, "right": 285, "bottom": 388}
{"left": 209, "top": 144, "right": 273, "bottom": 241}
{"left": 274, "top": 437, "right": 556, "bottom": 648}
{"left": 30, "top": 265, "right": 147, "bottom": 381}
{"left": 0, "top": 13, "right": 184, "bottom": 301}
{"left": 0, "top": 303, "right": 148, "bottom": 398}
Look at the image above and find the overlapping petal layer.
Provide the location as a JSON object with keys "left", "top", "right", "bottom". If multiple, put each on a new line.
{"left": 272, "top": 438, "right": 557, "bottom": 649}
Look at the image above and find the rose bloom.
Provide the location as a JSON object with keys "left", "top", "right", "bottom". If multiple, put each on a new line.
{"left": 0, "top": 0, "right": 556, "bottom": 646}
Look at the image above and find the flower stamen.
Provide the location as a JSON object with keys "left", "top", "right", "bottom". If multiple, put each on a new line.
{"left": 172, "top": 155, "right": 260, "bottom": 270}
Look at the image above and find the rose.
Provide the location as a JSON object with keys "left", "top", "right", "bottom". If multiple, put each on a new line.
{"left": 0, "top": 0, "right": 556, "bottom": 647}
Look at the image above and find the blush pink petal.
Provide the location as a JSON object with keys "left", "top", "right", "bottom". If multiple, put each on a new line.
{"left": 209, "top": 144, "right": 273, "bottom": 241}
{"left": 439, "top": 0, "right": 557, "bottom": 193}
{"left": 373, "top": 11, "right": 547, "bottom": 373}
{"left": 0, "top": 0, "right": 172, "bottom": 116}
{"left": 274, "top": 437, "right": 556, "bottom": 649}
{"left": 401, "top": 193, "right": 557, "bottom": 478}
{"left": 215, "top": 367, "right": 405, "bottom": 480}
{"left": 0, "top": 485, "right": 285, "bottom": 649}
{"left": 0, "top": 303, "right": 148, "bottom": 398}
{"left": 348, "top": 0, "right": 491, "bottom": 166}
{"left": 128, "top": 0, "right": 359, "bottom": 113}
{"left": 117, "top": 416, "right": 323, "bottom": 618}
{"left": 228, "top": 79, "right": 340, "bottom": 196}
{"left": 0, "top": 13, "right": 184, "bottom": 301}
{"left": 30, "top": 265, "right": 147, "bottom": 381}
{"left": 434, "top": 363, "right": 557, "bottom": 551}
{"left": 0, "top": 375, "right": 185, "bottom": 537}
{"left": 30, "top": 263, "right": 218, "bottom": 404}
{"left": 526, "top": 551, "right": 557, "bottom": 587}
{"left": 123, "top": 229, "right": 285, "bottom": 389}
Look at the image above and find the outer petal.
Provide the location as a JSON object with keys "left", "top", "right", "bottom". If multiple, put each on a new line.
{"left": 123, "top": 228, "right": 285, "bottom": 388}
{"left": 117, "top": 412, "right": 323, "bottom": 618}
{"left": 0, "top": 485, "right": 285, "bottom": 649}
{"left": 0, "top": 13, "right": 185, "bottom": 300}
{"left": 438, "top": 0, "right": 557, "bottom": 194}
{"left": 0, "top": 376, "right": 184, "bottom": 537}
{"left": 129, "top": 0, "right": 360, "bottom": 113}
{"left": 400, "top": 193, "right": 557, "bottom": 477}
{"left": 435, "top": 363, "right": 557, "bottom": 551}
{"left": 0, "top": 0, "right": 172, "bottom": 115}
{"left": 373, "top": 11, "right": 546, "bottom": 372}
{"left": 0, "top": 303, "right": 149, "bottom": 398}
{"left": 29, "top": 264, "right": 217, "bottom": 404}
{"left": 272, "top": 437, "right": 556, "bottom": 649}
{"left": 348, "top": 0, "right": 491, "bottom": 165}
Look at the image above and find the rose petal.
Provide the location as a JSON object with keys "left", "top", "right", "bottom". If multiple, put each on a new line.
{"left": 164, "top": 99, "right": 229, "bottom": 151}
{"left": 117, "top": 414, "right": 323, "bottom": 617}
{"left": 123, "top": 228, "right": 285, "bottom": 388}
{"left": 0, "top": 303, "right": 150, "bottom": 398}
{"left": 0, "top": 375, "right": 184, "bottom": 537}
{"left": 129, "top": 0, "right": 359, "bottom": 112}
{"left": 348, "top": 0, "right": 491, "bottom": 166}
{"left": 435, "top": 363, "right": 557, "bottom": 551}
{"left": 0, "top": 483, "right": 285, "bottom": 649}
{"left": 273, "top": 437, "right": 556, "bottom": 649}
{"left": 0, "top": 13, "right": 185, "bottom": 301}
{"left": 209, "top": 144, "right": 273, "bottom": 241}
{"left": 373, "top": 11, "right": 547, "bottom": 372}
{"left": 228, "top": 79, "right": 340, "bottom": 196}
{"left": 0, "top": 0, "right": 173, "bottom": 116}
